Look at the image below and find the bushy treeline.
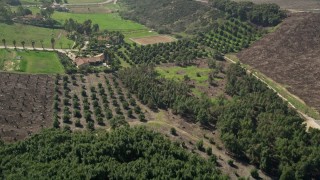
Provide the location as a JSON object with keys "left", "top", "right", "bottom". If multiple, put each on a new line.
{"left": 3, "top": 0, "right": 20, "bottom": 5}
{"left": 118, "top": 65, "right": 215, "bottom": 125}
{"left": 0, "top": 0, "right": 13, "bottom": 23}
{"left": 0, "top": 127, "right": 226, "bottom": 179}
{"left": 219, "top": 63, "right": 320, "bottom": 178}
{"left": 64, "top": 18, "right": 100, "bottom": 35}
{"left": 211, "top": 0, "right": 286, "bottom": 26}
{"left": 57, "top": 53, "right": 78, "bottom": 74}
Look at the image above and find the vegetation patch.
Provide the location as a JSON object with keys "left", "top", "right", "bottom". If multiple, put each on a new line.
{"left": 156, "top": 65, "right": 211, "bottom": 86}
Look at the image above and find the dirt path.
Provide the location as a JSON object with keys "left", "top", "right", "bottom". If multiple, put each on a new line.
{"left": 224, "top": 56, "right": 320, "bottom": 130}
{"left": 0, "top": 46, "right": 77, "bottom": 60}
{"left": 63, "top": 0, "right": 116, "bottom": 6}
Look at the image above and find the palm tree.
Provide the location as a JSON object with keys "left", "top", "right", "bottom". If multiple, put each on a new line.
{"left": 31, "top": 41, "right": 35, "bottom": 50}
{"left": 13, "top": 40, "right": 16, "bottom": 49}
{"left": 21, "top": 41, "right": 25, "bottom": 49}
{"left": 40, "top": 40, "right": 44, "bottom": 50}
{"left": 51, "top": 38, "right": 55, "bottom": 49}
{"left": 2, "top": 39, "right": 6, "bottom": 48}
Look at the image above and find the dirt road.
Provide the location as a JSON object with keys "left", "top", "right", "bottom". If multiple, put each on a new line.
{"left": 224, "top": 56, "right": 320, "bottom": 130}
{"left": 0, "top": 46, "right": 77, "bottom": 60}
{"left": 63, "top": 0, "right": 116, "bottom": 6}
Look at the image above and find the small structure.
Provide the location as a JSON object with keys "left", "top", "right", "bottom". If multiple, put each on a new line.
{"left": 74, "top": 54, "right": 105, "bottom": 68}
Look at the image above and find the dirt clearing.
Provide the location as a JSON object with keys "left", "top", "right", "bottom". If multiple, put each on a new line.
{"left": 130, "top": 35, "right": 176, "bottom": 45}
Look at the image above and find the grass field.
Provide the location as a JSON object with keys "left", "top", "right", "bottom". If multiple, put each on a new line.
{"left": 0, "top": 49, "right": 65, "bottom": 74}
{"left": 156, "top": 66, "right": 211, "bottom": 85}
{"left": 156, "top": 65, "right": 211, "bottom": 96}
{"left": 20, "top": 0, "right": 105, "bottom": 5}
{"left": 0, "top": 23, "right": 73, "bottom": 49}
{"left": 33, "top": 9, "right": 147, "bottom": 31}
{"left": 27, "top": 7, "right": 157, "bottom": 42}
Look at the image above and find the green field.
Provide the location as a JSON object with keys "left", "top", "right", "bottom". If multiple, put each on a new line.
{"left": 27, "top": 7, "right": 157, "bottom": 42}
{"left": 0, "top": 49, "right": 65, "bottom": 74}
{"left": 0, "top": 23, "right": 73, "bottom": 49}
{"left": 52, "top": 12, "right": 147, "bottom": 31}
{"left": 25, "top": 7, "right": 146, "bottom": 32}
{"left": 156, "top": 65, "right": 212, "bottom": 97}
{"left": 156, "top": 65, "right": 211, "bottom": 85}
{"left": 20, "top": 0, "right": 105, "bottom": 5}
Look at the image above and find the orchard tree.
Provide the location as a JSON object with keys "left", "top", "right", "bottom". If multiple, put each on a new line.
{"left": 21, "top": 41, "right": 25, "bottom": 49}
{"left": 31, "top": 40, "right": 35, "bottom": 50}
{"left": 40, "top": 40, "right": 44, "bottom": 50}
{"left": 13, "top": 40, "right": 16, "bottom": 49}
{"left": 2, "top": 39, "right": 6, "bottom": 48}
{"left": 51, "top": 38, "right": 55, "bottom": 49}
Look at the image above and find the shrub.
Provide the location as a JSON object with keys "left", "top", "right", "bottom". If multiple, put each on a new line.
{"left": 170, "top": 127, "right": 177, "bottom": 136}
{"left": 87, "top": 121, "right": 95, "bottom": 131}
{"left": 206, "top": 147, "right": 212, "bottom": 156}
{"left": 196, "top": 140, "right": 204, "bottom": 151}
{"left": 251, "top": 169, "right": 259, "bottom": 179}
{"left": 75, "top": 119, "right": 81, "bottom": 127}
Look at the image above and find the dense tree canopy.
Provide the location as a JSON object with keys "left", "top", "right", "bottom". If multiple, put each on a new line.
{"left": 118, "top": 65, "right": 215, "bottom": 126}
{"left": 0, "top": 127, "right": 227, "bottom": 179}
{"left": 211, "top": 0, "right": 286, "bottom": 26}
{"left": 0, "top": 0, "right": 13, "bottom": 23}
{"left": 219, "top": 63, "right": 320, "bottom": 178}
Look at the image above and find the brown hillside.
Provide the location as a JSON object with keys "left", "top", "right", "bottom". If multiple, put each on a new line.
{"left": 237, "top": 13, "right": 320, "bottom": 113}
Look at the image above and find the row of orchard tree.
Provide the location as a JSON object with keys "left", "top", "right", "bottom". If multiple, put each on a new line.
{"left": 1, "top": 38, "right": 60, "bottom": 49}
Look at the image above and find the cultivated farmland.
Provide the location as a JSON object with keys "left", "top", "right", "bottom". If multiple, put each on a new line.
{"left": 237, "top": 13, "right": 320, "bottom": 116}
{"left": 0, "top": 73, "right": 55, "bottom": 141}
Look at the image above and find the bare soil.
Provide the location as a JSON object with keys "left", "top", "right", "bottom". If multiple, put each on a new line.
{"left": 0, "top": 73, "right": 55, "bottom": 142}
{"left": 237, "top": 13, "right": 320, "bottom": 114}
{"left": 130, "top": 35, "right": 176, "bottom": 45}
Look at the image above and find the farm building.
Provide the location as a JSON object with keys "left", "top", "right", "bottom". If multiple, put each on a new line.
{"left": 74, "top": 54, "right": 105, "bottom": 68}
